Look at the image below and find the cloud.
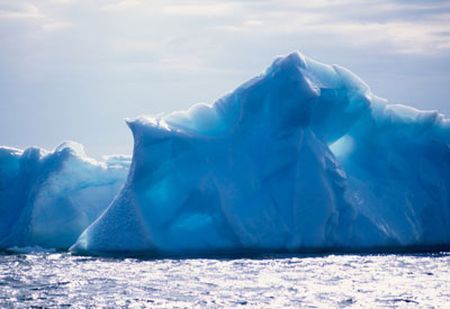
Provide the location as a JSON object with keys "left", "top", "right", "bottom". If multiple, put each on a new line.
{"left": 0, "top": 1, "right": 74, "bottom": 34}
{"left": 1, "top": 0, "right": 450, "bottom": 79}
{"left": 1, "top": 0, "right": 450, "bottom": 158}
{"left": 208, "top": 0, "right": 450, "bottom": 55}
{"left": 100, "top": 0, "right": 143, "bottom": 11}
{"left": 41, "top": 20, "right": 72, "bottom": 32}
{"left": 162, "top": 2, "right": 240, "bottom": 16}
{"left": 0, "top": 3, "right": 43, "bottom": 19}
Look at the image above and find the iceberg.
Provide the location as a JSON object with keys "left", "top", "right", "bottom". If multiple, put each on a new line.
{"left": 0, "top": 142, "right": 129, "bottom": 249}
{"left": 69, "top": 52, "right": 450, "bottom": 256}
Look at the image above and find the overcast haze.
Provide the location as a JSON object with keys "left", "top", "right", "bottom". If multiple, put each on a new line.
{"left": 1, "top": 0, "right": 450, "bottom": 157}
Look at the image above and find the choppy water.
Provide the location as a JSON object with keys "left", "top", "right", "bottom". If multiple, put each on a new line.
{"left": 0, "top": 251, "right": 449, "bottom": 308}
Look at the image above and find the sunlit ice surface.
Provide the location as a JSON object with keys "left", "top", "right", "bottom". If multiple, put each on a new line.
{"left": 1, "top": 51, "right": 449, "bottom": 255}
{"left": 71, "top": 51, "right": 450, "bottom": 256}
{"left": 0, "top": 49, "right": 449, "bottom": 307}
{"left": 0, "top": 252, "right": 449, "bottom": 307}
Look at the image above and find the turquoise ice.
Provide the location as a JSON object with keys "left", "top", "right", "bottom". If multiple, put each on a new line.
{"left": 0, "top": 142, "right": 129, "bottom": 249}
{"left": 70, "top": 52, "right": 450, "bottom": 256}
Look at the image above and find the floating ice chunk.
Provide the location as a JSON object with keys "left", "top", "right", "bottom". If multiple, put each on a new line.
{"left": 72, "top": 51, "right": 450, "bottom": 256}
{"left": 0, "top": 142, "right": 128, "bottom": 249}
{"left": 2, "top": 51, "right": 448, "bottom": 255}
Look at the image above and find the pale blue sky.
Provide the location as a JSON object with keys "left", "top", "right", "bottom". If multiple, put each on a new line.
{"left": 1, "top": 0, "right": 450, "bottom": 157}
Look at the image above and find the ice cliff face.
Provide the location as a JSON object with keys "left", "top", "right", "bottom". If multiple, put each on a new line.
{"left": 0, "top": 142, "right": 129, "bottom": 249}
{"left": 71, "top": 52, "right": 450, "bottom": 256}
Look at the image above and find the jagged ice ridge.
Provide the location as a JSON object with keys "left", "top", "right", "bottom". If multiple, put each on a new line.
{"left": 0, "top": 142, "right": 129, "bottom": 249}
{"left": 1, "top": 52, "right": 449, "bottom": 255}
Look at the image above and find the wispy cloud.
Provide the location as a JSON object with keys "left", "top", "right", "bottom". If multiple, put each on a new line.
{"left": 100, "top": 0, "right": 143, "bottom": 11}
{"left": 1, "top": 0, "right": 450, "bottom": 157}
{"left": 162, "top": 2, "right": 240, "bottom": 16}
{"left": 208, "top": 0, "right": 450, "bottom": 55}
{"left": 0, "top": 1, "right": 73, "bottom": 33}
{"left": 0, "top": 3, "right": 43, "bottom": 19}
{"left": 1, "top": 0, "right": 450, "bottom": 78}
{"left": 2, "top": 0, "right": 450, "bottom": 56}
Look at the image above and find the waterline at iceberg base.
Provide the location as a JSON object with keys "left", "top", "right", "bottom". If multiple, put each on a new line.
{"left": 2, "top": 52, "right": 450, "bottom": 257}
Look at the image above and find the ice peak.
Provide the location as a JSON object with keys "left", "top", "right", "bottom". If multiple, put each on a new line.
{"left": 268, "top": 51, "right": 307, "bottom": 74}
{"left": 54, "top": 141, "right": 87, "bottom": 158}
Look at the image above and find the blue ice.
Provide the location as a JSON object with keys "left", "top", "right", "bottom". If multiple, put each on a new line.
{"left": 67, "top": 52, "right": 450, "bottom": 256}
{"left": 0, "top": 142, "right": 129, "bottom": 249}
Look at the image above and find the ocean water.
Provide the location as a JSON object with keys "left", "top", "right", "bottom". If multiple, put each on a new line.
{"left": 0, "top": 251, "right": 448, "bottom": 308}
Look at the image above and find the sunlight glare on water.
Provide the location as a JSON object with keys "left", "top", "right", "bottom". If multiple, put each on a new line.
{"left": 0, "top": 252, "right": 449, "bottom": 307}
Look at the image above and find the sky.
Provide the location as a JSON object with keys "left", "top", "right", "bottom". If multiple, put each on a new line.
{"left": 1, "top": 0, "right": 450, "bottom": 158}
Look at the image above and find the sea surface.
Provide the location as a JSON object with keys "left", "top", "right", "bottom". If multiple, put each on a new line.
{"left": 0, "top": 251, "right": 449, "bottom": 308}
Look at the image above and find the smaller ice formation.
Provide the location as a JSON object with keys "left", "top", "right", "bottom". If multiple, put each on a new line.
{"left": 0, "top": 142, "right": 129, "bottom": 249}
{"left": 71, "top": 51, "right": 450, "bottom": 256}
